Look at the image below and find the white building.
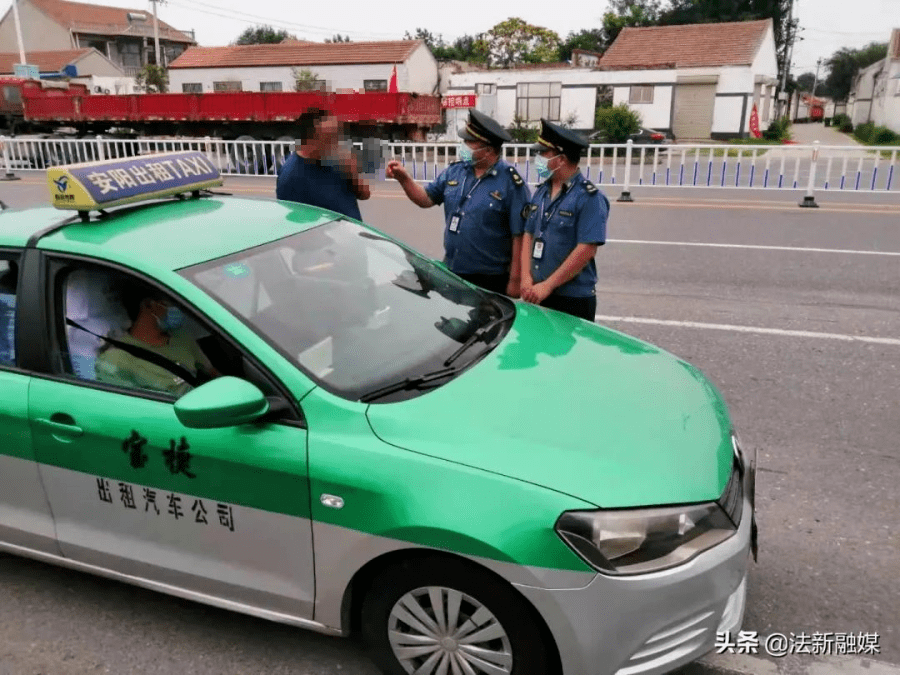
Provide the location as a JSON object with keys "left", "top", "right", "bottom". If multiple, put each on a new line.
{"left": 168, "top": 40, "right": 438, "bottom": 95}
{"left": 441, "top": 19, "right": 778, "bottom": 142}
{"left": 597, "top": 19, "right": 778, "bottom": 140}
{"left": 848, "top": 29, "right": 900, "bottom": 134}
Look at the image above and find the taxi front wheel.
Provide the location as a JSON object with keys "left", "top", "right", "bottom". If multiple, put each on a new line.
{"left": 360, "top": 557, "right": 552, "bottom": 675}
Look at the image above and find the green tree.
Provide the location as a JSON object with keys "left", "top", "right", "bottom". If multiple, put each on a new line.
{"left": 559, "top": 29, "right": 604, "bottom": 62}
{"left": 594, "top": 103, "right": 641, "bottom": 142}
{"left": 292, "top": 67, "right": 321, "bottom": 92}
{"left": 824, "top": 42, "right": 888, "bottom": 101}
{"left": 404, "top": 28, "right": 453, "bottom": 60}
{"left": 794, "top": 71, "right": 826, "bottom": 96}
{"left": 233, "top": 25, "right": 295, "bottom": 45}
{"left": 601, "top": 0, "right": 662, "bottom": 49}
{"left": 325, "top": 34, "right": 351, "bottom": 43}
{"left": 134, "top": 64, "right": 168, "bottom": 93}
{"left": 479, "top": 17, "right": 561, "bottom": 67}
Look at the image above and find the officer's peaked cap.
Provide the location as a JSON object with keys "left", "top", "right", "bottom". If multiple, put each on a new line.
{"left": 531, "top": 119, "right": 588, "bottom": 161}
{"left": 458, "top": 109, "right": 511, "bottom": 147}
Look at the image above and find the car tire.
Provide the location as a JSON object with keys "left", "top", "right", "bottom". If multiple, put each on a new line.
{"left": 360, "top": 556, "right": 551, "bottom": 675}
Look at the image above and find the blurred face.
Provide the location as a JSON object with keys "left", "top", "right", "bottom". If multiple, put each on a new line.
{"left": 465, "top": 140, "right": 493, "bottom": 166}
{"left": 315, "top": 114, "right": 340, "bottom": 149}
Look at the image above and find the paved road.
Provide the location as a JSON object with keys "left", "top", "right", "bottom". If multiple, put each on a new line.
{"left": 1, "top": 176, "right": 899, "bottom": 675}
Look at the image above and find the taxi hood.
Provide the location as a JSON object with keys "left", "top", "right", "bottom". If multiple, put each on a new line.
{"left": 365, "top": 304, "right": 734, "bottom": 508}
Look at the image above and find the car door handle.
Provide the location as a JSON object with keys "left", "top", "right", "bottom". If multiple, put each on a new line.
{"left": 36, "top": 416, "right": 84, "bottom": 437}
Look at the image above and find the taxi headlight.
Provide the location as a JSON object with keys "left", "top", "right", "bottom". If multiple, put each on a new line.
{"left": 555, "top": 503, "right": 737, "bottom": 576}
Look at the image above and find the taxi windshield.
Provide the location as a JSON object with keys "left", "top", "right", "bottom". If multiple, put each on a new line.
{"left": 181, "top": 220, "right": 513, "bottom": 401}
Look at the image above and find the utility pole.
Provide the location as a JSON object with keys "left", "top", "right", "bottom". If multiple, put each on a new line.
{"left": 811, "top": 57, "right": 823, "bottom": 97}
{"left": 11, "top": 0, "right": 27, "bottom": 67}
{"left": 779, "top": 0, "right": 795, "bottom": 117}
{"left": 150, "top": 0, "right": 162, "bottom": 67}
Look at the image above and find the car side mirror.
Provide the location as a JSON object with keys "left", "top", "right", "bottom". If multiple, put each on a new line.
{"left": 174, "top": 376, "right": 269, "bottom": 429}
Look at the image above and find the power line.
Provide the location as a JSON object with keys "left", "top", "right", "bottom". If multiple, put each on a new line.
{"left": 165, "top": 0, "right": 403, "bottom": 40}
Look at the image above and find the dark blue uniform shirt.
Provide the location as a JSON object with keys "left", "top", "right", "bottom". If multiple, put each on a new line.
{"left": 524, "top": 171, "right": 609, "bottom": 298}
{"left": 276, "top": 153, "right": 362, "bottom": 221}
{"left": 425, "top": 160, "right": 531, "bottom": 276}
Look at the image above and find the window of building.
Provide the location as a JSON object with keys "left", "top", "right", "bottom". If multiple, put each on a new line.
{"left": 181, "top": 82, "right": 202, "bottom": 93}
{"left": 364, "top": 80, "right": 388, "bottom": 92}
{"left": 515, "top": 82, "right": 561, "bottom": 122}
{"left": 260, "top": 82, "right": 283, "bottom": 92}
{"left": 629, "top": 85, "right": 654, "bottom": 104}
{"left": 475, "top": 83, "right": 496, "bottom": 95}
{"left": 3, "top": 85, "right": 22, "bottom": 105}
{"left": 117, "top": 41, "right": 142, "bottom": 68}
{"left": 213, "top": 81, "right": 243, "bottom": 92}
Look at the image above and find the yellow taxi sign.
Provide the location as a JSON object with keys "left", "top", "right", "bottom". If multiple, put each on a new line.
{"left": 47, "top": 151, "right": 223, "bottom": 212}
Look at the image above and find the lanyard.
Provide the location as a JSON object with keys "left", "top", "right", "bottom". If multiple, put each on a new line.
{"left": 535, "top": 185, "right": 567, "bottom": 240}
{"left": 458, "top": 161, "right": 498, "bottom": 210}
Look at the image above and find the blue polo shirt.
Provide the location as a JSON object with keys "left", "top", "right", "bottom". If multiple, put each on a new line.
{"left": 276, "top": 153, "right": 362, "bottom": 221}
{"left": 524, "top": 172, "right": 609, "bottom": 298}
{"left": 0, "top": 293, "right": 14, "bottom": 366}
{"left": 425, "top": 160, "right": 531, "bottom": 276}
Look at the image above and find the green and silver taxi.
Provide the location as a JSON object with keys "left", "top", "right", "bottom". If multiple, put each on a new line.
{"left": 0, "top": 152, "right": 756, "bottom": 675}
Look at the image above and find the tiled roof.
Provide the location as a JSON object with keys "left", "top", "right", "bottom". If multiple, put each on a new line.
{"left": 0, "top": 48, "right": 93, "bottom": 73}
{"left": 598, "top": 19, "right": 771, "bottom": 70}
{"left": 28, "top": 0, "right": 194, "bottom": 43}
{"left": 170, "top": 40, "right": 423, "bottom": 69}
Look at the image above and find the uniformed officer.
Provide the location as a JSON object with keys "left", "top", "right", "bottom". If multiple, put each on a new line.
{"left": 385, "top": 109, "right": 531, "bottom": 296}
{"left": 520, "top": 119, "right": 609, "bottom": 321}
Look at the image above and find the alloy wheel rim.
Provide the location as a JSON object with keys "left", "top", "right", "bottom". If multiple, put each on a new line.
{"left": 387, "top": 586, "right": 513, "bottom": 675}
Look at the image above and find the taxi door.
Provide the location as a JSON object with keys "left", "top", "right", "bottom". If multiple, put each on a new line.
{"left": 0, "top": 251, "right": 59, "bottom": 556}
{"left": 26, "top": 257, "right": 316, "bottom": 620}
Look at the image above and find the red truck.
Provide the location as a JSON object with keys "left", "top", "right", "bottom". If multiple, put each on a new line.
{"left": 2, "top": 78, "right": 441, "bottom": 141}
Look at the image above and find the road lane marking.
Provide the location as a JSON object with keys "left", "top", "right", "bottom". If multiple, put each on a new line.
{"left": 608, "top": 239, "right": 900, "bottom": 256}
{"left": 594, "top": 315, "right": 900, "bottom": 347}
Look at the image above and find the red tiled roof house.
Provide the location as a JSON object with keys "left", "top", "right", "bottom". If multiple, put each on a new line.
{"left": 0, "top": 0, "right": 195, "bottom": 76}
{"left": 167, "top": 40, "right": 438, "bottom": 96}
{"left": 598, "top": 19, "right": 778, "bottom": 140}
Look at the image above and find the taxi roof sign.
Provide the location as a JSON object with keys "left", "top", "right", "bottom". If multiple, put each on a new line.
{"left": 47, "top": 151, "right": 223, "bottom": 214}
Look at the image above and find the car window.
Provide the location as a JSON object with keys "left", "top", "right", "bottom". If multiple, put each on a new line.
{"left": 52, "top": 261, "right": 294, "bottom": 413}
{"left": 182, "top": 220, "right": 509, "bottom": 401}
{"left": 0, "top": 257, "right": 19, "bottom": 368}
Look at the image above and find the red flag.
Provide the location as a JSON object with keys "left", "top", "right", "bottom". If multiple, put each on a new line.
{"left": 388, "top": 65, "right": 398, "bottom": 93}
{"left": 749, "top": 103, "right": 762, "bottom": 139}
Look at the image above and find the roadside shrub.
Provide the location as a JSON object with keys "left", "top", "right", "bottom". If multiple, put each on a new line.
{"left": 833, "top": 113, "right": 850, "bottom": 127}
{"left": 853, "top": 122, "right": 875, "bottom": 143}
{"left": 507, "top": 114, "right": 539, "bottom": 143}
{"left": 594, "top": 103, "right": 641, "bottom": 144}
{"left": 762, "top": 116, "right": 791, "bottom": 141}
{"left": 872, "top": 126, "right": 900, "bottom": 145}
{"left": 839, "top": 120, "right": 854, "bottom": 133}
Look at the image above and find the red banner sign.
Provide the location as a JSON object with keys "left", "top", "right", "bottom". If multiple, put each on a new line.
{"left": 749, "top": 103, "right": 762, "bottom": 139}
{"left": 442, "top": 94, "right": 476, "bottom": 109}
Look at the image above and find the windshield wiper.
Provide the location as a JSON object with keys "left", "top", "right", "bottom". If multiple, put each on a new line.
{"left": 359, "top": 366, "right": 459, "bottom": 403}
{"left": 443, "top": 300, "right": 515, "bottom": 367}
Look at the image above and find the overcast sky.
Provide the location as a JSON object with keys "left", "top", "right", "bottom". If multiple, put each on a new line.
{"left": 9, "top": 0, "right": 900, "bottom": 76}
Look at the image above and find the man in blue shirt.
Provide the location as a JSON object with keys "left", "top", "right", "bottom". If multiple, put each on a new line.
{"left": 386, "top": 109, "right": 531, "bottom": 296}
{"left": 521, "top": 119, "right": 609, "bottom": 321}
{"left": 276, "top": 107, "right": 371, "bottom": 220}
{"left": 0, "top": 260, "right": 17, "bottom": 366}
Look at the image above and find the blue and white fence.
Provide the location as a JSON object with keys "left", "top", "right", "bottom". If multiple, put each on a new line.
{"left": 2, "top": 136, "right": 898, "bottom": 204}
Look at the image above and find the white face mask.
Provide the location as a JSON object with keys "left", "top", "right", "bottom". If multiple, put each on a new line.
{"left": 534, "top": 153, "right": 560, "bottom": 181}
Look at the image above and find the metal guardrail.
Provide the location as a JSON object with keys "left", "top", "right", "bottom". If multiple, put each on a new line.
{"left": 2, "top": 136, "right": 898, "bottom": 206}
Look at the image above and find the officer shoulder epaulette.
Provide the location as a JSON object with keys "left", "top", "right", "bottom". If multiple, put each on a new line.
{"left": 582, "top": 179, "right": 598, "bottom": 194}
{"left": 508, "top": 166, "right": 524, "bottom": 186}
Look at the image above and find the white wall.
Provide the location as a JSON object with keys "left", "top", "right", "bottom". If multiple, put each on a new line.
{"left": 750, "top": 23, "right": 779, "bottom": 81}
{"left": 72, "top": 75, "right": 137, "bottom": 94}
{"left": 0, "top": 0, "right": 73, "bottom": 54}
{"left": 169, "top": 59, "right": 436, "bottom": 94}
{"left": 611, "top": 84, "right": 673, "bottom": 129}
{"left": 712, "top": 96, "right": 746, "bottom": 134}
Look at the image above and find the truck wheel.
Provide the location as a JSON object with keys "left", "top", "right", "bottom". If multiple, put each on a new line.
{"left": 360, "top": 556, "right": 551, "bottom": 675}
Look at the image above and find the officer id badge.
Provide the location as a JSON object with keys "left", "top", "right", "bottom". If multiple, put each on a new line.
{"left": 449, "top": 215, "right": 461, "bottom": 232}
{"left": 533, "top": 240, "right": 545, "bottom": 259}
